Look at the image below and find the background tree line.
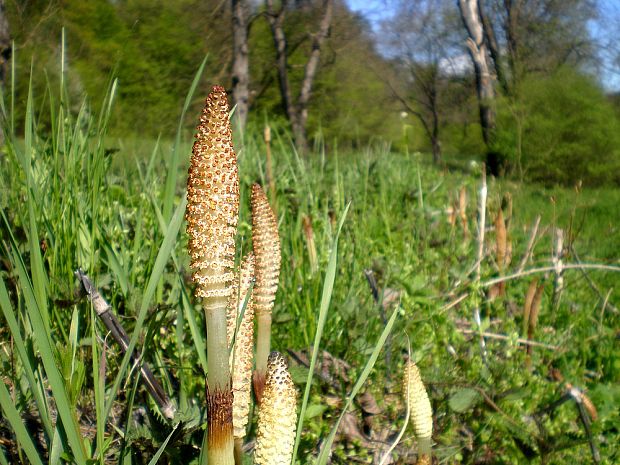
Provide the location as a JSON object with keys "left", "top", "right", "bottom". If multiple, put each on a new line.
{"left": 3, "top": 0, "right": 620, "bottom": 185}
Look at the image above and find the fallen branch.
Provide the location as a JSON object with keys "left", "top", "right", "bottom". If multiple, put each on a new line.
{"left": 441, "top": 293, "right": 469, "bottom": 312}
{"left": 75, "top": 269, "right": 176, "bottom": 420}
{"left": 570, "top": 245, "right": 619, "bottom": 315}
{"left": 458, "top": 328, "right": 559, "bottom": 350}
{"left": 482, "top": 263, "right": 620, "bottom": 288}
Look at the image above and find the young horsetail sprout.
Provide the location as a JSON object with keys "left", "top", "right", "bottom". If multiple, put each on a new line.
{"left": 251, "top": 183, "right": 281, "bottom": 403}
{"left": 226, "top": 253, "right": 256, "bottom": 464}
{"left": 254, "top": 352, "right": 297, "bottom": 465}
{"left": 186, "top": 86, "right": 239, "bottom": 465}
{"left": 403, "top": 359, "right": 433, "bottom": 460}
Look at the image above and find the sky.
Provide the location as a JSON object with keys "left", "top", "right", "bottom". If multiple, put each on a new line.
{"left": 345, "top": 0, "right": 393, "bottom": 30}
{"left": 344, "top": 0, "right": 620, "bottom": 91}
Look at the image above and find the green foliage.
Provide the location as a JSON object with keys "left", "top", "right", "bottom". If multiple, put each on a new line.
{"left": 495, "top": 68, "right": 620, "bottom": 186}
{"left": 6, "top": 0, "right": 227, "bottom": 136}
{"left": 5, "top": 0, "right": 413, "bottom": 148}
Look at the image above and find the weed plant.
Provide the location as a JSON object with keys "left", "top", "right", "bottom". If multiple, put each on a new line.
{"left": 0, "top": 60, "right": 619, "bottom": 464}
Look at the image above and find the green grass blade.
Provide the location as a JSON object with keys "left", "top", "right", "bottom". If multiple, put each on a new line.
{"left": 28, "top": 198, "right": 49, "bottom": 322}
{"left": 0, "top": 446, "right": 9, "bottom": 465}
{"left": 10, "top": 39, "right": 14, "bottom": 135}
{"left": 292, "top": 203, "right": 350, "bottom": 462}
{"left": 20, "top": 63, "right": 33, "bottom": 179}
{"left": 146, "top": 424, "right": 179, "bottom": 465}
{"left": 27, "top": 199, "right": 50, "bottom": 330}
{"left": 103, "top": 197, "right": 187, "bottom": 422}
{"left": 0, "top": 276, "right": 53, "bottom": 437}
{"left": 5, "top": 249, "right": 87, "bottom": 461}
{"left": 90, "top": 306, "right": 106, "bottom": 464}
{"left": 0, "top": 380, "right": 45, "bottom": 465}
{"left": 100, "top": 232, "right": 130, "bottom": 296}
{"left": 180, "top": 279, "right": 208, "bottom": 374}
{"left": 147, "top": 187, "right": 208, "bottom": 375}
{"left": 162, "top": 55, "right": 207, "bottom": 222}
{"left": 97, "top": 77, "right": 118, "bottom": 135}
{"left": 145, "top": 135, "right": 162, "bottom": 183}
{"left": 315, "top": 306, "right": 399, "bottom": 464}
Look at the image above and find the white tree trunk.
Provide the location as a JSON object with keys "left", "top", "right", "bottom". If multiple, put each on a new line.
{"left": 458, "top": 0, "right": 496, "bottom": 146}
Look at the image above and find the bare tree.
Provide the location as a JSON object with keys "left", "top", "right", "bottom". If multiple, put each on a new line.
{"left": 382, "top": 0, "right": 457, "bottom": 164}
{"left": 458, "top": 0, "right": 497, "bottom": 148}
{"left": 265, "top": 0, "right": 333, "bottom": 153}
{"left": 231, "top": 0, "right": 250, "bottom": 129}
{"left": 479, "top": 0, "right": 596, "bottom": 95}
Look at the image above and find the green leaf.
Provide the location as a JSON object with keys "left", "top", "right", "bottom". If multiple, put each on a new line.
{"left": 304, "top": 404, "right": 328, "bottom": 420}
{"left": 146, "top": 424, "right": 179, "bottom": 465}
{"left": 449, "top": 388, "right": 481, "bottom": 413}
{"left": 289, "top": 365, "right": 309, "bottom": 385}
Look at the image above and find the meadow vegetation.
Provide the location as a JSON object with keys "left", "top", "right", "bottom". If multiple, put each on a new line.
{"left": 0, "top": 64, "right": 618, "bottom": 464}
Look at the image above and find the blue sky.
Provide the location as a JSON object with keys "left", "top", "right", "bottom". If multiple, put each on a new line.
{"left": 344, "top": 0, "right": 620, "bottom": 91}
{"left": 345, "top": 0, "right": 393, "bottom": 29}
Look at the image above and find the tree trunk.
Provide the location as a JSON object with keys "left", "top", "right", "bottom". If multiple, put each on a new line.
{"left": 458, "top": 0, "right": 496, "bottom": 148}
{"left": 265, "top": 0, "right": 297, "bottom": 132}
{"left": 431, "top": 108, "right": 441, "bottom": 165}
{"left": 479, "top": 0, "right": 509, "bottom": 95}
{"left": 231, "top": 0, "right": 250, "bottom": 130}
{"left": 504, "top": 0, "right": 523, "bottom": 91}
{"left": 294, "top": 0, "right": 333, "bottom": 153}
{"left": 0, "top": 0, "right": 10, "bottom": 144}
{"left": 265, "top": 0, "right": 333, "bottom": 154}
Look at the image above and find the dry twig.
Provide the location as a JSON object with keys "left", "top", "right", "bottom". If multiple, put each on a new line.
{"left": 75, "top": 269, "right": 176, "bottom": 420}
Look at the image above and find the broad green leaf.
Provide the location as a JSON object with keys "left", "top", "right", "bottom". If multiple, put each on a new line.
{"left": 449, "top": 388, "right": 481, "bottom": 413}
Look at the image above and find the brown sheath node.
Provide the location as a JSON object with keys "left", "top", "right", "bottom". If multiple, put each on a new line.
{"left": 253, "top": 370, "right": 267, "bottom": 405}
{"left": 207, "top": 384, "right": 234, "bottom": 448}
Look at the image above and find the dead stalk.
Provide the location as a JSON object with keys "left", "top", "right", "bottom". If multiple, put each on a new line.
{"left": 474, "top": 166, "right": 487, "bottom": 360}
{"left": 552, "top": 228, "right": 564, "bottom": 309}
